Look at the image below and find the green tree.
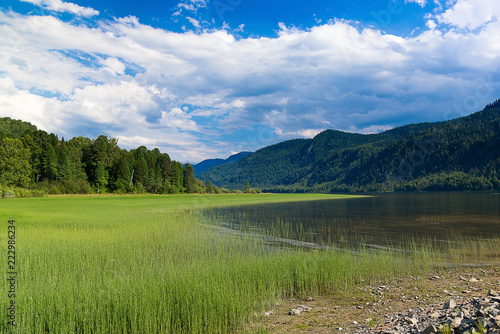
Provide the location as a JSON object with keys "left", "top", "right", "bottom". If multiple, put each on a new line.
{"left": 42, "top": 142, "right": 58, "bottom": 181}
{"left": 206, "top": 181, "right": 214, "bottom": 194}
{"left": 0, "top": 138, "right": 32, "bottom": 187}
{"left": 183, "top": 163, "right": 196, "bottom": 193}
{"left": 94, "top": 161, "right": 109, "bottom": 194}
{"left": 134, "top": 156, "right": 148, "bottom": 186}
{"left": 112, "top": 151, "right": 132, "bottom": 192}
{"left": 170, "top": 162, "right": 184, "bottom": 193}
{"left": 57, "top": 149, "right": 71, "bottom": 182}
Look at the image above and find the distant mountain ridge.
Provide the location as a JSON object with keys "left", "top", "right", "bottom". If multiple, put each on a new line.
{"left": 198, "top": 100, "right": 500, "bottom": 192}
{"left": 193, "top": 152, "right": 253, "bottom": 175}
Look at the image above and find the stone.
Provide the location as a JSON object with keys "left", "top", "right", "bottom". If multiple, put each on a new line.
{"left": 488, "top": 289, "right": 499, "bottom": 297}
{"left": 448, "top": 316, "right": 463, "bottom": 328}
{"left": 296, "top": 305, "right": 311, "bottom": 311}
{"left": 444, "top": 299, "right": 456, "bottom": 309}
{"left": 306, "top": 296, "right": 314, "bottom": 301}
{"left": 421, "top": 324, "right": 438, "bottom": 334}
{"left": 428, "top": 312, "right": 441, "bottom": 318}
{"left": 350, "top": 283, "right": 500, "bottom": 334}
{"left": 288, "top": 309, "right": 301, "bottom": 316}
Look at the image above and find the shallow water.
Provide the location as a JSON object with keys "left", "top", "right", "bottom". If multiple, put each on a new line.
{"left": 202, "top": 192, "right": 500, "bottom": 248}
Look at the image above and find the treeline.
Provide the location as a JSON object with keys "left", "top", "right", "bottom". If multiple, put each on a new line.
{"left": 0, "top": 118, "right": 231, "bottom": 197}
{"left": 199, "top": 99, "right": 500, "bottom": 193}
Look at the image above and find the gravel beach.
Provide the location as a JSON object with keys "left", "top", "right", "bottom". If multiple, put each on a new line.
{"left": 243, "top": 267, "right": 500, "bottom": 333}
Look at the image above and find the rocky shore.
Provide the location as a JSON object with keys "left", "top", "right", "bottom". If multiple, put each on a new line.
{"left": 243, "top": 267, "right": 500, "bottom": 333}
{"left": 369, "top": 288, "right": 500, "bottom": 334}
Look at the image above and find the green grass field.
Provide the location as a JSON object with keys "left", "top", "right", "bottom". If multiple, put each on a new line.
{"left": 0, "top": 194, "right": 492, "bottom": 333}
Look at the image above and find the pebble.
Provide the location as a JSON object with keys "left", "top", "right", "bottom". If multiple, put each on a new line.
{"left": 356, "top": 289, "right": 500, "bottom": 334}
{"left": 264, "top": 310, "right": 274, "bottom": 316}
{"left": 444, "top": 299, "right": 456, "bottom": 309}
{"left": 296, "top": 305, "right": 311, "bottom": 311}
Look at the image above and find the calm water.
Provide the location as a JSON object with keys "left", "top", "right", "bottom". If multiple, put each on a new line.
{"left": 202, "top": 192, "right": 500, "bottom": 248}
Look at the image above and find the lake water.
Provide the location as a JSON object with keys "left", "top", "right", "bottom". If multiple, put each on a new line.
{"left": 201, "top": 192, "right": 500, "bottom": 249}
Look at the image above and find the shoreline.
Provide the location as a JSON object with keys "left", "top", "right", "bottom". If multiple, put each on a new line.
{"left": 243, "top": 266, "right": 500, "bottom": 333}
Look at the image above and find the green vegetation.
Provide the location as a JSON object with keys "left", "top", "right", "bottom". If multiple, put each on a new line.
{"left": 475, "top": 320, "right": 486, "bottom": 334}
{"left": 439, "top": 324, "right": 453, "bottom": 334}
{"left": 199, "top": 100, "right": 500, "bottom": 192}
{"left": 0, "top": 118, "right": 241, "bottom": 197}
{"left": 0, "top": 193, "right": 469, "bottom": 334}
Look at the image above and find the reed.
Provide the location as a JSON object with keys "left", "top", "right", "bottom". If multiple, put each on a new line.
{"left": 0, "top": 194, "right": 496, "bottom": 333}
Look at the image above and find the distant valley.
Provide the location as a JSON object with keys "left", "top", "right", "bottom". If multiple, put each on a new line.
{"left": 192, "top": 152, "right": 252, "bottom": 176}
{"left": 198, "top": 100, "right": 500, "bottom": 193}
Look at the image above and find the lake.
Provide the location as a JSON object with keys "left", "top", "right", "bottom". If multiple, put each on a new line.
{"left": 201, "top": 192, "right": 500, "bottom": 250}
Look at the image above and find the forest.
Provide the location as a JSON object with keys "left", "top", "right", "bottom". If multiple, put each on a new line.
{"left": 199, "top": 100, "right": 500, "bottom": 193}
{"left": 0, "top": 119, "right": 231, "bottom": 197}
{"left": 2, "top": 99, "right": 499, "bottom": 196}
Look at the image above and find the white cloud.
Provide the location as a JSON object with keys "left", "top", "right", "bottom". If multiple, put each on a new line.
{"left": 1, "top": 0, "right": 500, "bottom": 161}
{"left": 0, "top": 77, "right": 61, "bottom": 132}
{"left": 20, "top": 0, "right": 99, "bottom": 17}
{"left": 405, "top": 0, "right": 428, "bottom": 7}
{"left": 175, "top": 0, "right": 208, "bottom": 13}
{"left": 100, "top": 58, "right": 126, "bottom": 75}
{"left": 186, "top": 17, "right": 201, "bottom": 29}
{"left": 436, "top": 0, "right": 500, "bottom": 30}
{"left": 426, "top": 19, "right": 437, "bottom": 29}
{"left": 347, "top": 124, "right": 394, "bottom": 134}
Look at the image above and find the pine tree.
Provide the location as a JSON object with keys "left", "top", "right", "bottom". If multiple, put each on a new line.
{"left": 0, "top": 138, "right": 32, "bottom": 187}
{"left": 183, "top": 163, "right": 196, "bottom": 193}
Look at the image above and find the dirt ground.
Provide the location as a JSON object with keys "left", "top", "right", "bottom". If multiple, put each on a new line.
{"left": 240, "top": 266, "right": 500, "bottom": 333}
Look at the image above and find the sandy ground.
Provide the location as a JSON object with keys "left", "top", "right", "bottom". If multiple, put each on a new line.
{"left": 240, "top": 266, "right": 500, "bottom": 333}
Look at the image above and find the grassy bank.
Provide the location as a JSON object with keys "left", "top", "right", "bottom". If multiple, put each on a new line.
{"left": 0, "top": 194, "right": 487, "bottom": 333}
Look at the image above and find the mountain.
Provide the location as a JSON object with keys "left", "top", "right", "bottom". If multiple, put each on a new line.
{"left": 192, "top": 152, "right": 252, "bottom": 175}
{"left": 198, "top": 100, "right": 500, "bottom": 192}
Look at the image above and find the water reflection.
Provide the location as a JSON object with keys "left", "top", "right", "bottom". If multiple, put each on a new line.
{"left": 201, "top": 192, "right": 500, "bottom": 249}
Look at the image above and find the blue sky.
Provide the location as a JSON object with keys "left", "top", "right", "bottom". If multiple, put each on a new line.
{"left": 1, "top": 0, "right": 499, "bottom": 162}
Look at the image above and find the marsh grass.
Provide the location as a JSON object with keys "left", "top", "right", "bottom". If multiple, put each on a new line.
{"left": 202, "top": 209, "right": 500, "bottom": 267}
{"left": 0, "top": 194, "right": 498, "bottom": 333}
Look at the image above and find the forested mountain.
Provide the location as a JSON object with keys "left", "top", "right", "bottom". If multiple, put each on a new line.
{"left": 192, "top": 151, "right": 252, "bottom": 175}
{"left": 198, "top": 100, "right": 500, "bottom": 192}
{"left": 0, "top": 119, "right": 229, "bottom": 196}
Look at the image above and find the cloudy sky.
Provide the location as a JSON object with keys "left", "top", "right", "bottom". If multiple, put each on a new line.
{"left": 1, "top": 0, "right": 499, "bottom": 162}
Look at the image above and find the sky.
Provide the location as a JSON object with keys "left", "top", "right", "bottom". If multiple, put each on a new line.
{"left": 0, "top": 0, "right": 499, "bottom": 163}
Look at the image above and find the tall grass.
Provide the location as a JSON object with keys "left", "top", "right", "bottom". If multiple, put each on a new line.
{"left": 0, "top": 194, "right": 494, "bottom": 333}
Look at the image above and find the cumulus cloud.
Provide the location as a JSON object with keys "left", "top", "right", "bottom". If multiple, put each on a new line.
{"left": 20, "top": 0, "right": 99, "bottom": 17}
{"left": 1, "top": 0, "right": 500, "bottom": 161}
{"left": 436, "top": 0, "right": 500, "bottom": 30}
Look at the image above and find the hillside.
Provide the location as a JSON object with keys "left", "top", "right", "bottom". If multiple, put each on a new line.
{"left": 192, "top": 151, "right": 252, "bottom": 175}
{"left": 0, "top": 117, "right": 38, "bottom": 139}
{"left": 198, "top": 100, "right": 500, "bottom": 192}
